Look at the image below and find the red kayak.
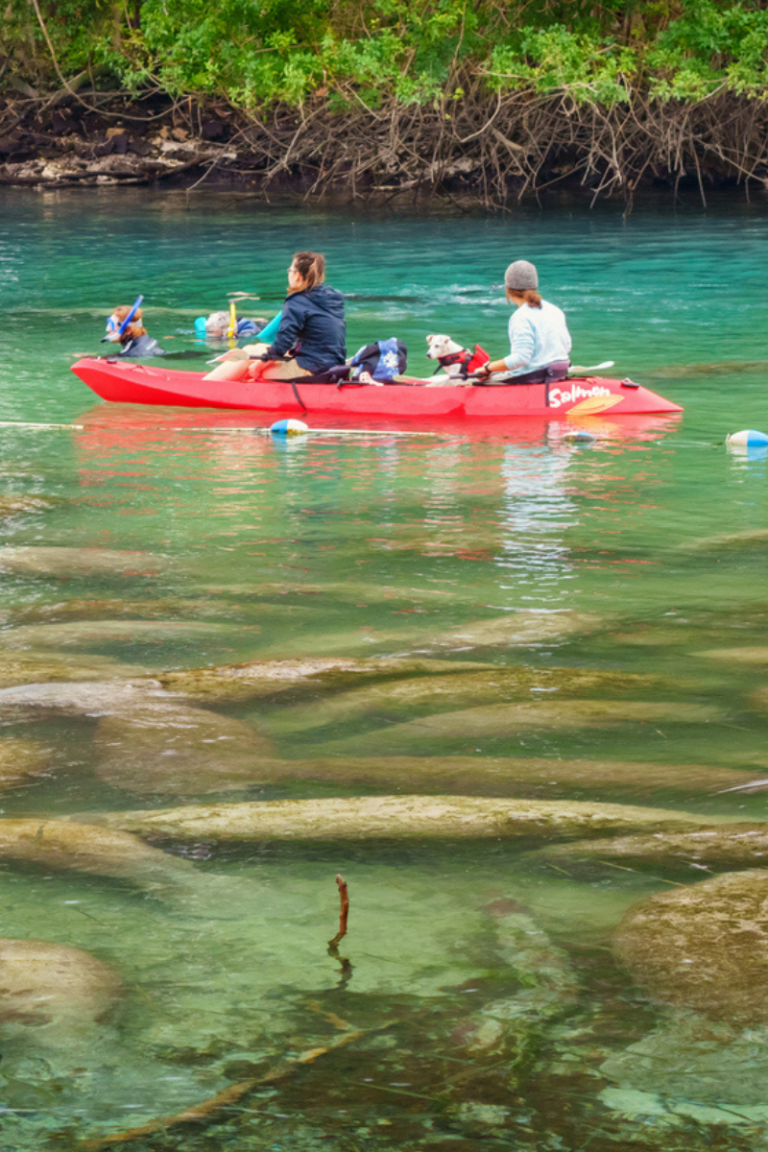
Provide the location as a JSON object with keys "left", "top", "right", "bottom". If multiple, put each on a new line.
{"left": 71, "top": 357, "right": 682, "bottom": 420}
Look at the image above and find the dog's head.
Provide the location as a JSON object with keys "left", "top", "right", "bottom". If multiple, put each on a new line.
{"left": 426, "top": 334, "right": 464, "bottom": 361}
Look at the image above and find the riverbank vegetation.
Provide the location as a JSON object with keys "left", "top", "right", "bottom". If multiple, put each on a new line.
{"left": 1, "top": 0, "right": 768, "bottom": 201}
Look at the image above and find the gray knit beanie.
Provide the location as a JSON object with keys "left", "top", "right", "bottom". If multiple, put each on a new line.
{"left": 504, "top": 260, "right": 538, "bottom": 291}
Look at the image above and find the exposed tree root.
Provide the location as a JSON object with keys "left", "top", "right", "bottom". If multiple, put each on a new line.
{"left": 1, "top": 82, "right": 767, "bottom": 204}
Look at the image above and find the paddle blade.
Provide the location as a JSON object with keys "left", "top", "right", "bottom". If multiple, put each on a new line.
{"left": 569, "top": 360, "right": 615, "bottom": 375}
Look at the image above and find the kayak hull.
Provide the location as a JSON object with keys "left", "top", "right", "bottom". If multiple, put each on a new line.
{"left": 71, "top": 358, "right": 683, "bottom": 420}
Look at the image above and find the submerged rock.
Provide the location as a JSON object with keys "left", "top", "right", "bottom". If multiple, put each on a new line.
{"left": 749, "top": 685, "right": 768, "bottom": 710}
{"left": 0, "top": 937, "right": 122, "bottom": 1038}
{"left": 265, "top": 666, "right": 674, "bottom": 735}
{"left": 0, "top": 677, "right": 158, "bottom": 710}
{"left": 682, "top": 529, "right": 768, "bottom": 553}
{"left": 93, "top": 794, "right": 712, "bottom": 844}
{"left": 0, "top": 619, "right": 254, "bottom": 651}
{"left": 698, "top": 646, "right": 768, "bottom": 665}
{"left": 325, "top": 699, "right": 722, "bottom": 751}
{"left": 435, "top": 610, "right": 604, "bottom": 649}
{"left": 158, "top": 656, "right": 492, "bottom": 704}
{"left": 615, "top": 869, "right": 768, "bottom": 1024}
{"left": 546, "top": 824, "right": 768, "bottom": 873}
{"left": 0, "top": 738, "right": 50, "bottom": 791}
{"left": 460, "top": 899, "right": 578, "bottom": 1054}
{"left": 94, "top": 706, "right": 275, "bottom": 796}
{"left": 255, "top": 610, "right": 603, "bottom": 659}
{"left": 0, "top": 495, "right": 57, "bottom": 520}
{"left": 0, "top": 652, "right": 149, "bottom": 687}
{"left": 647, "top": 359, "right": 768, "bottom": 379}
{"left": 231, "top": 578, "right": 476, "bottom": 606}
{"left": 0, "top": 817, "right": 193, "bottom": 887}
{"left": 0, "top": 679, "right": 276, "bottom": 796}
{"left": 600, "top": 1012, "right": 768, "bottom": 1110}
{"left": 9, "top": 597, "right": 216, "bottom": 625}
{"left": 0, "top": 545, "right": 165, "bottom": 577}
{"left": 240, "top": 754, "right": 767, "bottom": 798}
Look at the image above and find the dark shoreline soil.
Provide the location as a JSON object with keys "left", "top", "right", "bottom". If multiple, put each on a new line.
{"left": 2, "top": 89, "right": 767, "bottom": 207}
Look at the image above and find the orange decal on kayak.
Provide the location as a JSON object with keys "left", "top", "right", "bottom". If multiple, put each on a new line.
{"left": 566, "top": 395, "right": 624, "bottom": 416}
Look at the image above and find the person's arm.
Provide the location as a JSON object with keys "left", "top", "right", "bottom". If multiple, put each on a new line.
{"left": 478, "top": 356, "right": 512, "bottom": 375}
{"left": 476, "top": 311, "right": 533, "bottom": 377}
{"left": 504, "top": 309, "right": 534, "bottom": 371}
{"left": 265, "top": 297, "right": 303, "bottom": 360}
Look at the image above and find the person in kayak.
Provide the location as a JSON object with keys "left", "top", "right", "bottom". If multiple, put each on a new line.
{"left": 102, "top": 305, "right": 164, "bottom": 358}
{"left": 474, "top": 260, "right": 571, "bottom": 384}
{"left": 206, "top": 251, "right": 346, "bottom": 382}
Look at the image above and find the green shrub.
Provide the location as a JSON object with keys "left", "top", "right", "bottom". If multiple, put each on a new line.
{"left": 2, "top": 0, "right": 767, "bottom": 108}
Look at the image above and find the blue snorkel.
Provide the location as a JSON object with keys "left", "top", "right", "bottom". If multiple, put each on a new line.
{"left": 118, "top": 294, "right": 143, "bottom": 336}
{"left": 102, "top": 295, "right": 144, "bottom": 342}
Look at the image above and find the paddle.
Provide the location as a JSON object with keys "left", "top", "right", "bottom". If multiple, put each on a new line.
{"left": 568, "top": 360, "right": 614, "bottom": 375}
{"left": 206, "top": 302, "right": 282, "bottom": 362}
{"left": 466, "top": 360, "right": 616, "bottom": 385}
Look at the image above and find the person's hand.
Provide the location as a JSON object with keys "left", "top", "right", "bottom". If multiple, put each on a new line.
{"left": 475, "top": 362, "right": 493, "bottom": 379}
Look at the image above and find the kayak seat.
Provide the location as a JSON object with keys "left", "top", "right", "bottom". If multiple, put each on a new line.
{"left": 315, "top": 364, "right": 351, "bottom": 384}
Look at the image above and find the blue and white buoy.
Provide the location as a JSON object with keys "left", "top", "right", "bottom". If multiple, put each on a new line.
{"left": 727, "top": 430, "right": 768, "bottom": 448}
{"left": 269, "top": 419, "right": 309, "bottom": 437}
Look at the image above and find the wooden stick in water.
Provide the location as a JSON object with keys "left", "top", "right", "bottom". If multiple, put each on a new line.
{"left": 328, "top": 873, "right": 349, "bottom": 949}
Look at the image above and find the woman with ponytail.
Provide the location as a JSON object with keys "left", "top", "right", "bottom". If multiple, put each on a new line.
{"left": 206, "top": 251, "right": 345, "bottom": 383}
{"left": 476, "top": 260, "right": 571, "bottom": 384}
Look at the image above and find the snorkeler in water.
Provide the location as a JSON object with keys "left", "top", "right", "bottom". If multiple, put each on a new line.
{"left": 102, "top": 301, "right": 165, "bottom": 358}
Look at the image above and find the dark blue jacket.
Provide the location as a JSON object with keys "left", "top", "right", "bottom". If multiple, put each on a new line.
{"left": 267, "top": 285, "right": 346, "bottom": 372}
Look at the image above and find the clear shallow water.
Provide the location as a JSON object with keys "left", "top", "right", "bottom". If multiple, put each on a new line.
{"left": 0, "top": 189, "right": 767, "bottom": 1149}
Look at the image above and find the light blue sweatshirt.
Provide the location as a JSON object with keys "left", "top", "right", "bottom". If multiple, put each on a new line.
{"left": 505, "top": 300, "right": 572, "bottom": 375}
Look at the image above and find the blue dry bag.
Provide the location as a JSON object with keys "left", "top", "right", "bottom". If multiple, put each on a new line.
{"left": 350, "top": 338, "right": 407, "bottom": 381}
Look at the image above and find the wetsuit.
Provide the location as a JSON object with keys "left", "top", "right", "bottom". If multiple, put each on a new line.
{"left": 118, "top": 334, "right": 164, "bottom": 358}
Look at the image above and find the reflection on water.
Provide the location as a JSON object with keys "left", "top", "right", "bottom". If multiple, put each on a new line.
{"left": 1, "top": 192, "right": 768, "bottom": 1149}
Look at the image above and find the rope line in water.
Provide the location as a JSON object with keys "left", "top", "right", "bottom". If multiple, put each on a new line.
{"left": 210, "top": 426, "right": 442, "bottom": 437}
{"left": 0, "top": 420, "right": 441, "bottom": 437}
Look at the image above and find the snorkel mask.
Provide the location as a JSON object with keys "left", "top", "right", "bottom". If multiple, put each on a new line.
{"left": 102, "top": 294, "right": 143, "bottom": 343}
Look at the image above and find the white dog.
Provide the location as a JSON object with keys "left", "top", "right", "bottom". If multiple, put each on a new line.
{"left": 424, "top": 334, "right": 491, "bottom": 386}
{"left": 426, "top": 333, "right": 471, "bottom": 379}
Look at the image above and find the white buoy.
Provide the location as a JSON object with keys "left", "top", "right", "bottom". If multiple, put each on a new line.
{"left": 269, "top": 419, "right": 309, "bottom": 436}
{"left": 726, "top": 430, "right": 768, "bottom": 448}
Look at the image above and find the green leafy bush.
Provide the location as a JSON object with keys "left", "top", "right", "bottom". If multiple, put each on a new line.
{"left": 2, "top": 0, "right": 768, "bottom": 107}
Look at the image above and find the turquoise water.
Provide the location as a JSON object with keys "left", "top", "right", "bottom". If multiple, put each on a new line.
{"left": 0, "top": 188, "right": 767, "bottom": 1150}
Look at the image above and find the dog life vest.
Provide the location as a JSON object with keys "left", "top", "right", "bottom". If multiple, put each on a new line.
{"left": 350, "top": 338, "right": 407, "bottom": 381}
{"left": 439, "top": 344, "right": 490, "bottom": 378}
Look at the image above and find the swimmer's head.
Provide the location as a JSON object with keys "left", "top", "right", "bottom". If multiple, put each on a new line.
{"left": 103, "top": 305, "right": 146, "bottom": 343}
{"left": 205, "top": 311, "right": 231, "bottom": 338}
